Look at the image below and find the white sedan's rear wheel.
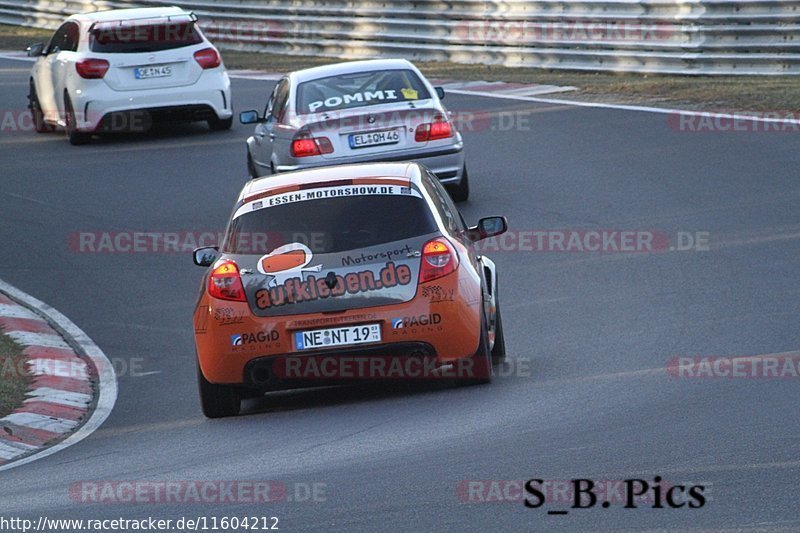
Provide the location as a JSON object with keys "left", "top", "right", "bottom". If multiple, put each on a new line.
{"left": 448, "top": 165, "right": 470, "bottom": 202}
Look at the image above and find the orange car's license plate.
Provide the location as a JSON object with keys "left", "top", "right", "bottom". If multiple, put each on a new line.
{"left": 294, "top": 323, "right": 381, "bottom": 351}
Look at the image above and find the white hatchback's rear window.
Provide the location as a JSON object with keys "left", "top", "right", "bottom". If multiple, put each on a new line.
{"left": 90, "top": 21, "right": 203, "bottom": 53}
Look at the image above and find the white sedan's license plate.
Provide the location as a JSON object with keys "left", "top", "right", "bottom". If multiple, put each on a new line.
{"left": 134, "top": 65, "right": 172, "bottom": 79}
{"left": 349, "top": 129, "right": 400, "bottom": 149}
{"left": 295, "top": 323, "right": 381, "bottom": 351}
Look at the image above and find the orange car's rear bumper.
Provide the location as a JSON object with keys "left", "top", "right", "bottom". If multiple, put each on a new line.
{"left": 193, "top": 270, "right": 482, "bottom": 385}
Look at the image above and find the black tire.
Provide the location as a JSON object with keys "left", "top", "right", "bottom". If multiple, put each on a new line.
{"left": 459, "top": 310, "right": 493, "bottom": 385}
{"left": 64, "top": 95, "right": 90, "bottom": 145}
{"left": 29, "top": 81, "right": 53, "bottom": 133}
{"left": 247, "top": 151, "right": 259, "bottom": 179}
{"left": 491, "top": 303, "right": 507, "bottom": 366}
{"left": 208, "top": 115, "right": 233, "bottom": 131}
{"left": 197, "top": 363, "right": 241, "bottom": 418}
{"left": 447, "top": 165, "right": 470, "bottom": 202}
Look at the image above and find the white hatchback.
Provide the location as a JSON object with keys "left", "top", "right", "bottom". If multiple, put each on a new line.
{"left": 26, "top": 6, "right": 233, "bottom": 144}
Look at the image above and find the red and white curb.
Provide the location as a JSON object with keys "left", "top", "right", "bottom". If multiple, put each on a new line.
{"left": 0, "top": 279, "right": 117, "bottom": 471}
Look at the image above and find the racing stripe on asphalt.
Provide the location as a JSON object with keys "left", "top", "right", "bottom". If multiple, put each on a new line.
{"left": 430, "top": 79, "right": 577, "bottom": 97}
{"left": 0, "top": 292, "right": 94, "bottom": 463}
{"left": 226, "top": 69, "right": 577, "bottom": 97}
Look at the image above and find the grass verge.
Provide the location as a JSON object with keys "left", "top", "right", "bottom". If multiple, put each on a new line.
{"left": 0, "top": 330, "right": 30, "bottom": 418}
{"left": 3, "top": 23, "right": 799, "bottom": 113}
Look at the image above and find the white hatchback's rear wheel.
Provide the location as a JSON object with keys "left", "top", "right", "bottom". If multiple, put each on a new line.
{"left": 29, "top": 81, "right": 53, "bottom": 133}
{"left": 208, "top": 115, "right": 233, "bottom": 131}
{"left": 64, "top": 95, "right": 90, "bottom": 145}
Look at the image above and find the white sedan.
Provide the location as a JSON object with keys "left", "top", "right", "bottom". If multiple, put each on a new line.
{"left": 26, "top": 6, "right": 233, "bottom": 144}
{"left": 239, "top": 59, "right": 470, "bottom": 201}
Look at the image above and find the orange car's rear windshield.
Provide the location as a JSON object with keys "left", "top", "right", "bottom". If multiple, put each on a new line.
{"left": 224, "top": 193, "right": 437, "bottom": 255}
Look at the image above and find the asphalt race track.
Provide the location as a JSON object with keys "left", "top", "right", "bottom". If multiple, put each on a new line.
{"left": 1, "top": 56, "right": 800, "bottom": 531}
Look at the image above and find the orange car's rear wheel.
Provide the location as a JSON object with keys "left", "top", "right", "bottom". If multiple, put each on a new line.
{"left": 197, "top": 362, "right": 241, "bottom": 418}
{"left": 460, "top": 309, "right": 493, "bottom": 386}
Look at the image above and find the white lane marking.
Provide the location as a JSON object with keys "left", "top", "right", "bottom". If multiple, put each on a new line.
{"left": 25, "top": 388, "right": 92, "bottom": 408}
{"left": 498, "top": 85, "right": 577, "bottom": 96}
{"left": 3, "top": 50, "right": 800, "bottom": 126}
{"left": 0, "top": 279, "right": 118, "bottom": 472}
{"left": 0, "top": 440, "right": 36, "bottom": 460}
{"left": 446, "top": 88, "right": 800, "bottom": 126}
{"left": 4, "top": 331, "right": 70, "bottom": 349}
{"left": 0, "top": 304, "right": 40, "bottom": 319}
{"left": 227, "top": 69, "right": 282, "bottom": 81}
{"left": 1, "top": 412, "right": 78, "bottom": 433}
{"left": 27, "top": 358, "right": 89, "bottom": 379}
{"left": 133, "top": 370, "right": 162, "bottom": 377}
{"left": 0, "top": 52, "right": 34, "bottom": 62}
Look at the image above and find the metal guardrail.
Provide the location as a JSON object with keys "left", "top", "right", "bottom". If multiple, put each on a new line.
{"left": 3, "top": 0, "right": 800, "bottom": 74}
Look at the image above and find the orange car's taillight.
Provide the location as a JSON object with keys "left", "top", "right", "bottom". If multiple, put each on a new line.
{"left": 208, "top": 260, "right": 246, "bottom": 301}
{"left": 419, "top": 238, "right": 459, "bottom": 283}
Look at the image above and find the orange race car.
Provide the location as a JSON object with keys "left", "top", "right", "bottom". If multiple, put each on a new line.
{"left": 192, "top": 162, "right": 508, "bottom": 417}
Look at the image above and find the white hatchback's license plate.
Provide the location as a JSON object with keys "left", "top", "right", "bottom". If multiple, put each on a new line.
{"left": 295, "top": 323, "right": 381, "bottom": 351}
{"left": 134, "top": 65, "right": 172, "bottom": 79}
{"left": 349, "top": 129, "right": 400, "bottom": 149}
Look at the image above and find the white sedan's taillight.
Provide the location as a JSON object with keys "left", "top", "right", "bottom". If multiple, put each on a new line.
{"left": 415, "top": 117, "right": 453, "bottom": 142}
{"left": 291, "top": 136, "right": 334, "bottom": 157}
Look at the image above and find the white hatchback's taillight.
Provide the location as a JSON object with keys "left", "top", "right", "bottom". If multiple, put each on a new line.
{"left": 194, "top": 47, "right": 221, "bottom": 69}
{"left": 75, "top": 58, "right": 110, "bottom": 79}
{"left": 419, "top": 238, "right": 459, "bottom": 283}
{"left": 208, "top": 260, "right": 246, "bottom": 301}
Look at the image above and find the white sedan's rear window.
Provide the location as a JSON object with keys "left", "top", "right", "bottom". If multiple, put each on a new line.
{"left": 296, "top": 69, "right": 432, "bottom": 115}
